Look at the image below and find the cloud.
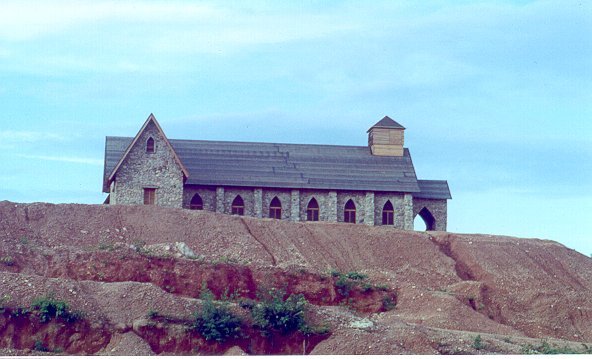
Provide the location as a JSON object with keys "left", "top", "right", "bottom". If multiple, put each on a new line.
{"left": 0, "top": 130, "right": 64, "bottom": 143}
{"left": 0, "top": 1, "right": 218, "bottom": 41}
{"left": 0, "top": 0, "right": 354, "bottom": 47}
{"left": 17, "top": 154, "right": 103, "bottom": 166}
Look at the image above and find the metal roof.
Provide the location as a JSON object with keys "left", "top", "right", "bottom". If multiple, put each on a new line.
{"left": 104, "top": 136, "right": 426, "bottom": 193}
{"left": 367, "top": 116, "right": 406, "bottom": 132}
{"left": 415, "top": 180, "right": 452, "bottom": 200}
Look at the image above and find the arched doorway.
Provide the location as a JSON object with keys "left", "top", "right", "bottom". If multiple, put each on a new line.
{"left": 306, "top": 198, "right": 319, "bottom": 221}
{"left": 344, "top": 199, "right": 356, "bottom": 223}
{"left": 415, "top": 207, "right": 436, "bottom": 231}
{"left": 190, "top": 193, "right": 203, "bottom": 210}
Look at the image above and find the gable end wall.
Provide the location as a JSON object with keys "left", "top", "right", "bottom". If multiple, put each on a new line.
{"left": 112, "top": 122, "right": 184, "bottom": 207}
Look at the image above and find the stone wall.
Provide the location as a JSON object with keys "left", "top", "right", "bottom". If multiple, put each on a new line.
{"left": 374, "top": 193, "right": 406, "bottom": 227}
{"left": 222, "top": 187, "right": 256, "bottom": 217}
{"left": 179, "top": 183, "right": 447, "bottom": 231}
{"left": 299, "top": 190, "right": 333, "bottom": 222}
{"left": 262, "top": 189, "right": 292, "bottom": 220}
{"left": 413, "top": 198, "right": 447, "bottom": 231}
{"left": 182, "top": 186, "right": 216, "bottom": 211}
{"left": 336, "top": 191, "right": 367, "bottom": 224}
{"left": 112, "top": 122, "right": 184, "bottom": 208}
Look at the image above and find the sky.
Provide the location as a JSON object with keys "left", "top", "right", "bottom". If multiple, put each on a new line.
{"left": 0, "top": 1, "right": 590, "bottom": 255}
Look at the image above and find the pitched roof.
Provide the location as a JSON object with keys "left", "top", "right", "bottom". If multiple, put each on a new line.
{"left": 106, "top": 114, "right": 189, "bottom": 186}
{"left": 367, "top": 116, "right": 405, "bottom": 132}
{"left": 103, "top": 137, "right": 422, "bottom": 193}
{"left": 415, "top": 180, "right": 452, "bottom": 200}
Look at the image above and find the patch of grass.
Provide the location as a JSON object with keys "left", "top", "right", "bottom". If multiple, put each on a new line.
{"left": 31, "top": 295, "right": 83, "bottom": 323}
{"left": 213, "top": 256, "right": 239, "bottom": 265}
{"left": 521, "top": 341, "right": 585, "bottom": 354}
{"left": 98, "top": 243, "right": 115, "bottom": 251}
{"left": 374, "top": 283, "right": 389, "bottom": 291}
{"left": 472, "top": 335, "right": 484, "bottom": 350}
{"left": 193, "top": 290, "right": 243, "bottom": 343}
{"left": 19, "top": 236, "right": 29, "bottom": 245}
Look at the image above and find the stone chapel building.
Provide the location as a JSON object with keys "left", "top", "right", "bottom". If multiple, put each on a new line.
{"left": 103, "top": 114, "right": 451, "bottom": 230}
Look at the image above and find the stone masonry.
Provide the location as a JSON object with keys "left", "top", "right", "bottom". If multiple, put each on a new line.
{"left": 104, "top": 115, "right": 450, "bottom": 231}
{"left": 110, "top": 121, "right": 184, "bottom": 208}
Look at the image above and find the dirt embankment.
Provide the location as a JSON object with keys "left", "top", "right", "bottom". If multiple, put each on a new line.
{"left": 0, "top": 201, "right": 591, "bottom": 355}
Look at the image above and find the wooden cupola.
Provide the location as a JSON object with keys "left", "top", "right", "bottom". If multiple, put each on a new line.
{"left": 367, "top": 116, "right": 406, "bottom": 156}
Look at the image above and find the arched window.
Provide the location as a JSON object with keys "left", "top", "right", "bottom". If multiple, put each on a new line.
{"left": 344, "top": 199, "right": 356, "bottom": 223}
{"left": 382, "top": 200, "right": 394, "bottom": 225}
{"left": 415, "top": 207, "right": 436, "bottom": 231}
{"left": 269, "top": 197, "right": 282, "bottom": 219}
{"left": 231, "top": 195, "right": 244, "bottom": 215}
{"left": 306, "top": 198, "right": 319, "bottom": 221}
{"left": 190, "top": 193, "right": 203, "bottom": 210}
{"left": 146, "top": 137, "right": 155, "bottom": 153}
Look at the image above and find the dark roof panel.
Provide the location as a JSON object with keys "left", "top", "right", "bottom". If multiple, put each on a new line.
{"left": 367, "top": 116, "right": 405, "bottom": 131}
{"left": 415, "top": 180, "right": 452, "bottom": 200}
{"left": 104, "top": 136, "right": 424, "bottom": 193}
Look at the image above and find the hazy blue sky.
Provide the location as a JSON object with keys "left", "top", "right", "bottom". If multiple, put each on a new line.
{"left": 0, "top": 1, "right": 590, "bottom": 254}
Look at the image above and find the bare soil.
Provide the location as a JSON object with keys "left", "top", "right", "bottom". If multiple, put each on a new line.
{"left": 0, "top": 201, "right": 591, "bottom": 355}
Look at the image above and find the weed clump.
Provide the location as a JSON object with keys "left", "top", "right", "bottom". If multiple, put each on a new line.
{"left": 193, "top": 290, "right": 243, "bottom": 343}
{"left": 472, "top": 334, "right": 484, "bottom": 350}
{"left": 31, "top": 296, "right": 83, "bottom": 323}
{"left": 251, "top": 289, "right": 328, "bottom": 336}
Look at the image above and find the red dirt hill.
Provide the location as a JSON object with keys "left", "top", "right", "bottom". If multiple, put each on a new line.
{"left": 0, "top": 201, "right": 591, "bottom": 355}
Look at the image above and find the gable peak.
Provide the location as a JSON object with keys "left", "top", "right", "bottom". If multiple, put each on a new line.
{"left": 367, "top": 116, "right": 405, "bottom": 132}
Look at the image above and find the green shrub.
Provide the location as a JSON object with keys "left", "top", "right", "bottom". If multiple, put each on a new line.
{"left": 33, "top": 340, "right": 49, "bottom": 352}
{"left": 345, "top": 271, "right": 368, "bottom": 281}
{"left": 11, "top": 307, "right": 30, "bottom": 318}
{"left": 31, "top": 296, "right": 83, "bottom": 323}
{"left": 382, "top": 296, "right": 396, "bottom": 311}
{"left": 334, "top": 271, "right": 373, "bottom": 298}
{"left": 147, "top": 309, "right": 159, "bottom": 319}
{"left": 251, "top": 289, "right": 310, "bottom": 335}
{"left": 194, "top": 292, "right": 243, "bottom": 343}
{"left": 335, "top": 275, "right": 355, "bottom": 297}
{"left": 472, "top": 335, "right": 484, "bottom": 350}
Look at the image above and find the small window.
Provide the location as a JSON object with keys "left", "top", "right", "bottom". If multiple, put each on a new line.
{"left": 269, "top": 196, "right": 282, "bottom": 219}
{"left": 231, "top": 195, "right": 244, "bottom": 215}
{"left": 143, "top": 188, "right": 156, "bottom": 205}
{"left": 146, "top": 137, "right": 155, "bottom": 153}
{"left": 382, "top": 200, "right": 394, "bottom": 225}
{"left": 306, "top": 198, "right": 319, "bottom": 221}
{"left": 190, "top": 193, "right": 203, "bottom": 210}
{"left": 344, "top": 199, "right": 356, "bottom": 223}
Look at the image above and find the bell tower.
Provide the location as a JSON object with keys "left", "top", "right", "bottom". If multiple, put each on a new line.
{"left": 367, "top": 116, "right": 405, "bottom": 156}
